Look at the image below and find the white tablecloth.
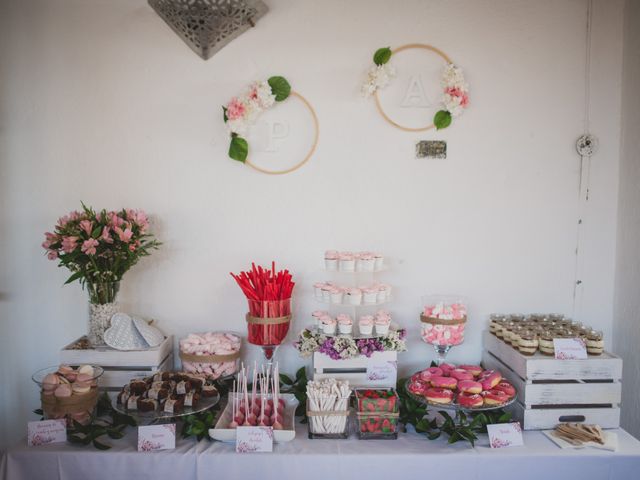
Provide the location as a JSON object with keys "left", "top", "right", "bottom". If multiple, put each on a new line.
{"left": 3, "top": 423, "right": 640, "bottom": 480}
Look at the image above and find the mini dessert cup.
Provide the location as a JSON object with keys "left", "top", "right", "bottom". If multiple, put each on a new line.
{"left": 360, "top": 253, "right": 375, "bottom": 272}
{"left": 324, "top": 251, "right": 338, "bottom": 271}
{"left": 312, "top": 310, "right": 328, "bottom": 329}
{"left": 330, "top": 287, "right": 344, "bottom": 305}
{"left": 346, "top": 288, "right": 362, "bottom": 306}
{"left": 322, "top": 318, "right": 337, "bottom": 335}
{"left": 321, "top": 285, "right": 332, "bottom": 302}
{"left": 374, "top": 319, "right": 390, "bottom": 336}
{"left": 338, "top": 318, "right": 353, "bottom": 335}
{"left": 358, "top": 316, "right": 374, "bottom": 335}
{"left": 376, "top": 287, "right": 387, "bottom": 303}
{"left": 313, "top": 283, "right": 325, "bottom": 299}
{"left": 362, "top": 288, "right": 378, "bottom": 304}
{"left": 373, "top": 253, "right": 384, "bottom": 271}
{"left": 587, "top": 330, "right": 604, "bottom": 355}
{"left": 338, "top": 254, "right": 355, "bottom": 272}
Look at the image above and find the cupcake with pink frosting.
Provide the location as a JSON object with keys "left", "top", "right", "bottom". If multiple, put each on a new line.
{"left": 337, "top": 314, "right": 353, "bottom": 334}
{"left": 345, "top": 287, "right": 362, "bottom": 305}
{"left": 359, "top": 252, "right": 375, "bottom": 272}
{"left": 321, "top": 284, "right": 333, "bottom": 302}
{"left": 377, "top": 284, "right": 391, "bottom": 303}
{"left": 313, "top": 282, "right": 325, "bottom": 299}
{"left": 374, "top": 315, "right": 391, "bottom": 335}
{"left": 338, "top": 252, "right": 355, "bottom": 272}
{"left": 325, "top": 250, "right": 338, "bottom": 271}
{"left": 321, "top": 316, "right": 337, "bottom": 335}
{"left": 374, "top": 253, "right": 384, "bottom": 271}
{"left": 362, "top": 286, "right": 378, "bottom": 304}
{"left": 329, "top": 286, "right": 344, "bottom": 305}
{"left": 358, "top": 315, "right": 374, "bottom": 335}
{"left": 312, "top": 310, "right": 329, "bottom": 329}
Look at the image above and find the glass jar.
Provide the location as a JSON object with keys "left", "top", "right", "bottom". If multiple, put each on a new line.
{"left": 586, "top": 330, "right": 604, "bottom": 356}
{"left": 538, "top": 330, "right": 555, "bottom": 356}
{"left": 489, "top": 314, "right": 506, "bottom": 335}
{"left": 510, "top": 325, "right": 524, "bottom": 348}
{"left": 307, "top": 397, "right": 350, "bottom": 439}
{"left": 354, "top": 388, "right": 399, "bottom": 440}
{"left": 502, "top": 321, "right": 516, "bottom": 344}
{"left": 518, "top": 330, "right": 539, "bottom": 356}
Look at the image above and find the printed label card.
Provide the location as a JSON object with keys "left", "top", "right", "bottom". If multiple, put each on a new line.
{"left": 487, "top": 422, "right": 524, "bottom": 449}
{"left": 554, "top": 337, "right": 588, "bottom": 360}
{"left": 137, "top": 424, "right": 176, "bottom": 452}
{"left": 27, "top": 419, "right": 67, "bottom": 447}
{"left": 236, "top": 426, "right": 273, "bottom": 453}
{"left": 367, "top": 360, "right": 398, "bottom": 382}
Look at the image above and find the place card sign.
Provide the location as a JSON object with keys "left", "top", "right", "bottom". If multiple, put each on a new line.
{"left": 137, "top": 424, "right": 176, "bottom": 452}
{"left": 553, "top": 337, "right": 588, "bottom": 360}
{"left": 27, "top": 419, "right": 66, "bottom": 447}
{"left": 367, "top": 360, "right": 397, "bottom": 382}
{"left": 236, "top": 426, "right": 273, "bottom": 453}
{"left": 487, "top": 422, "right": 524, "bottom": 448}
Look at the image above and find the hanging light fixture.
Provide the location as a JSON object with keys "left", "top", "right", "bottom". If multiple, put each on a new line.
{"left": 148, "top": 0, "right": 268, "bottom": 60}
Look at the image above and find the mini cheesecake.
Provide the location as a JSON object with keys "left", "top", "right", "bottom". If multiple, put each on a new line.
{"left": 587, "top": 338, "right": 604, "bottom": 355}
{"left": 538, "top": 337, "right": 555, "bottom": 356}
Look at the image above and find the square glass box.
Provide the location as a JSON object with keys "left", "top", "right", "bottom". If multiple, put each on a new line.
{"left": 354, "top": 388, "right": 399, "bottom": 440}
{"left": 306, "top": 398, "right": 351, "bottom": 439}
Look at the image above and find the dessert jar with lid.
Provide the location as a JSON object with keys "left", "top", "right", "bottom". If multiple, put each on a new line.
{"left": 354, "top": 388, "right": 399, "bottom": 440}
{"left": 586, "top": 330, "right": 604, "bottom": 356}
{"left": 518, "top": 331, "right": 539, "bottom": 356}
{"left": 489, "top": 314, "right": 507, "bottom": 335}
{"left": 538, "top": 330, "right": 555, "bottom": 356}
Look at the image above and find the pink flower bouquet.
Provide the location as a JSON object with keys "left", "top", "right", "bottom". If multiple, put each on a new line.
{"left": 42, "top": 203, "right": 160, "bottom": 304}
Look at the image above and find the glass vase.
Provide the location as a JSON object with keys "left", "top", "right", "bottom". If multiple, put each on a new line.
{"left": 87, "top": 281, "right": 120, "bottom": 346}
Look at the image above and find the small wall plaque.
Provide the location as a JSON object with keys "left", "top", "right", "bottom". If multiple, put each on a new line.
{"left": 416, "top": 140, "right": 446, "bottom": 159}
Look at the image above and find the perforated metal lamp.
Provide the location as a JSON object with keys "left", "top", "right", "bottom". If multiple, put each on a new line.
{"left": 148, "top": 0, "right": 268, "bottom": 60}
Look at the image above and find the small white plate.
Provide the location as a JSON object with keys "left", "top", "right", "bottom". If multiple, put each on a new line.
{"left": 210, "top": 393, "right": 298, "bottom": 443}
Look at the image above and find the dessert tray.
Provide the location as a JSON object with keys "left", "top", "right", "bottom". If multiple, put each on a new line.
{"left": 112, "top": 390, "right": 220, "bottom": 422}
{"left": 210, "top": 393, "right": 298, "bottom": 443}
{"left": 404, "top": 379, "right": 516, "bottom": 413}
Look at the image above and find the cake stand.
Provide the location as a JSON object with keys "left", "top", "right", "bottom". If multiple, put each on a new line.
{"left": 112, "top": 391, "right": 220, "bottom": 425}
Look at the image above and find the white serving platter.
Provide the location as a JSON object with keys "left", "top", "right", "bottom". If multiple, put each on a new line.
{"left": 210, "top": 393, "right": 298, "bottom": 443}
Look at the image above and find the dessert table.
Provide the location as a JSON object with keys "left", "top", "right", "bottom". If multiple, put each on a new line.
{"left": 3, "top": 423, "right": 640, "bottom": 480}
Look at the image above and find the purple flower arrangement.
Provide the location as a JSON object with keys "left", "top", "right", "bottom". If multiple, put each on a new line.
{"left": 294, "top": 328, "right": 407, "bottom": 360}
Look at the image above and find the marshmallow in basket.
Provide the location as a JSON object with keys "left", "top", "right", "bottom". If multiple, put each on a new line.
{"left": 179, "top": 332, "right": 241, "bottom": 379}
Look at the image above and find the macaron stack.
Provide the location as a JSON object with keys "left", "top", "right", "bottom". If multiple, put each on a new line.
{"left": 179, "top": 332, "right": 241, "bottom": 379}
{"left": 407, "top": 364, "right": 516, "bottom": 409}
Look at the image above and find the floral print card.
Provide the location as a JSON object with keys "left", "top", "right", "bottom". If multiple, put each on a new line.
{"left": 487, "top": 422, "right": 524, "bottom": 449}
{"left": 236, "top": 426, "right": 273, "bottom": 453}
{"left": 27, "top": 419, "right": 66, "bottom": 447}
{"left": 137, "top": 424, "right": 176, "bottom": 452}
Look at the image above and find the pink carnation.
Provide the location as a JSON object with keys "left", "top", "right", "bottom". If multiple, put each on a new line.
{"left": 81, "top": 238, "right": 99, "bottom": 256}
{"left": 445, "top": 87, "right": 469, "bottom": 108}
{"left": 47, "top": 250, "right": 58, "bottom": 260}
{"left": 226, "top": 97, "right": 246, "bottom": 121}
{"left": 61, "top": 236, "right": 79, "bottom": 253}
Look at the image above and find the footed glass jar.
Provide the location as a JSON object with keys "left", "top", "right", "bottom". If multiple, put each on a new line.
{"left": 87, "top": 281, "right": 120, "bottom": 346}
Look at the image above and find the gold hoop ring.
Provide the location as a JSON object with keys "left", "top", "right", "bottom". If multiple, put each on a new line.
{"left": 245, "top": 91, "right": 319, "bottom": 175}
{"left": 373, "top": 43, "right": 452, "bottom": 132}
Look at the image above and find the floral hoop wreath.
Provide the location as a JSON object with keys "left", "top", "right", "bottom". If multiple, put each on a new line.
{"left": 223, "top": 76, "right": 319, "bottom": 175}
{"left": 362, "top": 44, "right": 469, "bottom": 131}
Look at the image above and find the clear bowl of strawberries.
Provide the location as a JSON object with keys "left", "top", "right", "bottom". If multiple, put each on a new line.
{"left": 354, "top": 388, "right": 399, "bottom": 439}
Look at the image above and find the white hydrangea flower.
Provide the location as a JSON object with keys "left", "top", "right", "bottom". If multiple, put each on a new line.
{"left": 441, "top": 64, "right": 468, "bottom": 91}
{"left": 252, "top": 80, "right": 276, "bottom": 109}
{"left": 361, "top": 63, "right": 396, "bottom": 97}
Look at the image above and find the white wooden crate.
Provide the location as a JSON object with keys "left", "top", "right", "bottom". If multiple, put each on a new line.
{"left": 482, "top": 331, "right": 621, "bottom": 430}
{"left": 60, "top": 336, "right": 174, "bottom": 391}
{"left": 313, "top": 351, "right": 397, "bottom": 388}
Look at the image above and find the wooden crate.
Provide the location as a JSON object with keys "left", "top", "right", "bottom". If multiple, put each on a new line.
{"left": 60, "top": 336, "right": 174, "bottom": 391}
{"left": 313, "top": 351, "right": 397, "bottom": 388}
{"left": 482, "top": 331, "right": 622, "bottom": 430}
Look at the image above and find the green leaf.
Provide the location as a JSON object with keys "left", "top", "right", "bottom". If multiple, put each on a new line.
{"left": 295, "top": 366, "right": 307, "bottom": 382}
{"left": 268, "top": 76, "right": 291, "bottom": 101}
{"left": 373, "top": 47, "right": 392, "bottom": 66}
{"left": 222, "top": 106, "right": 228, "bottom": 123}
{"left": 91, "top": 226, "right": 102, "bottom": 239}
{"left": 434, "top": 110, "right": 452, "bottom": 130}
{"left": 64, "top": 271, "right": 85, "bottom": 285}
{"left": 33, "top": 409, "right": 43, "bottom": 416}
{"left": 107, "top": 429, "right": 124, "bottom": 440}
{"left": 228, "top": 136, "right": 248, "bottom": 162}
{"left": 279, "top": 374, "right": 293, "bottom": 386}
{"left": 92, "top": 439, "right": 111, "bottom": 450}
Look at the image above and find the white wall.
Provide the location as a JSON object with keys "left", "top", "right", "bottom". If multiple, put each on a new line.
{"left": 613, "top": 0, "right": 640, "bottom": 439}
{"left": 0, "top": 0, "right": 626, "bottom": 447}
